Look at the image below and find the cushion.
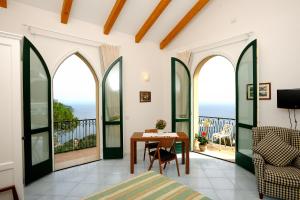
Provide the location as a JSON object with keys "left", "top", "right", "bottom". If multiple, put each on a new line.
{"left": 253, "top": 131, "right": 300, "bottom": 167}
{"left": 265, "top": 164, "right": 300, "bottom": 187}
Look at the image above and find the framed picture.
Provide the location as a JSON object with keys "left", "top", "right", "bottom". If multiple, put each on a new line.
{"left": 247, "top": 82, "right": 271, "bottom": 100}
{"left": 140, "top": 91, "right": 151, "bottom": 102}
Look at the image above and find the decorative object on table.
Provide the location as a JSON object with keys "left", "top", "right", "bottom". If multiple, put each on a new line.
{"left": 155, "top": 119, "right": 166, "bottom": 132}
{"left": 195, "top": 131, "right": 208, "bottom": 152}
{"left": 83, "top": 171, "right": 210, "bottom": 200}
{"left": 140, "top": 91, "right": 151, "bottom": 102}
{"left": 247, "top": 82, "right": 271, "bottom": 100}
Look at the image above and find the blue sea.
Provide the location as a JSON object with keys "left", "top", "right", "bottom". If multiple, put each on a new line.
{"left": 199, "top": 103, "right": 235, "bottom": 119}
{"left": 67, "top": 102, "right": 96, "bottom": 119}
{"left": 66, "top": 102, "right": 235, "bottom": 120}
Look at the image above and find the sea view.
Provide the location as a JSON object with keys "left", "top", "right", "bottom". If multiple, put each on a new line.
{"left": 67, "top": 102, "right": 96, "bottom": 119}
{"left": 198, "top": 103, "right": 235, "bottom": 119}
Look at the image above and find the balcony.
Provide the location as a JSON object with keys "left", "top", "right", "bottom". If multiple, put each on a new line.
{"left": 53, "top": 119, "right": 99, "bottom": 170}
{"left": 195, "top": 116, "right": 236, "bottom": 162}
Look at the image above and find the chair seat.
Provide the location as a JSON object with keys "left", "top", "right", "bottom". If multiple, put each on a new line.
{"left": 265, "top": 164, "right": 300, "bottom": 187}
{"left": 145, "top": 142, "right": 159, "bottom": 149}
{"left": 149, "top": 149, "right": 176, "bottom": 162}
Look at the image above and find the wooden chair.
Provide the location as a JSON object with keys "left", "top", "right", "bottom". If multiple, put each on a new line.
{"left": 148, "top": 137, "right": 180, "bottom": 176}
{"left": 143, "top": 129, "right": 159, "bottom": 161}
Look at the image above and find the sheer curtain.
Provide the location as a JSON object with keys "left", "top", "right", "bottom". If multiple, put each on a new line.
{"left": 100, "top": 45, "right": 121, "bottom": 147}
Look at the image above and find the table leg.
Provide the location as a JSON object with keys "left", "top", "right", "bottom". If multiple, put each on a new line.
{"left": 185, "top": 140, "right": 190, "bottom": 174}
{"left": 134, "top": 141, "right": 137, "bottom": 164}
{"left": 181, "top": 142, "right": 185, "bottom": 164}
{"left": 130, "top": 139, "right": 134, "bottom": 174}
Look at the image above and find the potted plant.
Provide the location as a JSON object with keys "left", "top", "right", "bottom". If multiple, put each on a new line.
{"left": 195, "top": 131, "right": 208, "bottom": 151}
{"left": 155, "top": 119, "right": 166, "bottom": 132}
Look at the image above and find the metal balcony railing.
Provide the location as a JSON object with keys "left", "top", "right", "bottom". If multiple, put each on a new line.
{"left": 54, "top": 119, "right": 96, "bottom": 154}
{"left": 198, "top": 116, "right": 236, "bottom": 142}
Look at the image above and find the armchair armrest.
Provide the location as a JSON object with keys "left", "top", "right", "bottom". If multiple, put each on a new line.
{"left": 253, "top": 152, "right": 265, "bottom": 194}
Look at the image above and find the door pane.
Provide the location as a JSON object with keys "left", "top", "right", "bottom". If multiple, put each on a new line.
{"left": 105, "top": 63, "right": 120, "bottom": 121}
{"left": 175, "top": 63, "right": 189, "bottom": 119}
{"left": 105, "top": 125, "right": 120, "bottom": 147}
{"left": 237, "top": 127, "right": 253, "bottom": 158}
{"left": 176, "top": 122, "right": 189, "bottom": 136}
{"left": 31, "top": 132, "right": 49, "bottom": 165}
{"left": 238, "top": 47, "right": 254, "bottom": 125}
{"left": 30, "top": 49, "right": 48, "bottom": 129}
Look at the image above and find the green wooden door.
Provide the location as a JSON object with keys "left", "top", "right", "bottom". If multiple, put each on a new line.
{"left": 102, "top": 57, "right": 123, "bottom": 159}
{"left": 235, "top": 40, "right": 258, "bottom": 173}
{"left": 23, "top": 37, "right": 53, "bottom": 185}
{"left": 171, "top": 57, "right": 191, "bottom": 151}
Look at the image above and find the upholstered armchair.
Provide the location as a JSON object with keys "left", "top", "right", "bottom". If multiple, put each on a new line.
{"left": 252, "top": 126, "right": 300, "bottom": 200}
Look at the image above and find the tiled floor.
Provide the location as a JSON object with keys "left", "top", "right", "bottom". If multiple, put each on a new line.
{"left": 25, "top": 152, "right": 275, "bottom": 200}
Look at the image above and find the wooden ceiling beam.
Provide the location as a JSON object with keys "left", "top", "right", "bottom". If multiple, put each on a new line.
{"left": 103, "top": 0, "right": 126, "bottom": 35}
{"left": 61, "top": 0, "right": 73, "bottom": 24}
{"left": 0, "top": 0, "right": 7, "bottom": 8}
{"left": 135, "top": 0, "right": 171, "bottom": 43}
{"left": 160, "top": 0, "right": 209, "bottom": 49}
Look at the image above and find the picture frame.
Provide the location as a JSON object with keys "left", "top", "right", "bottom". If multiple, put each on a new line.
{"left": 247, "top": 82, "right": 271, "bottom": 100}
{"left": 140, "top": 91, "right": 151, "bottom": 102}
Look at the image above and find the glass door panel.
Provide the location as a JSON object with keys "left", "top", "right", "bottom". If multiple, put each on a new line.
{"left": 171, "top": 58, "right": 191, "bottom": 150}
{"left": 30, "top": 48, "right": 49, "bottom": 129}
{"left": 236, "top": 40, "right": 257, "bottom": 173}
{"left": 23, "top": 37, "right": 52, "bottom": 185}
{"left": 102, "top": 57, "right": 123, "bottom": 159}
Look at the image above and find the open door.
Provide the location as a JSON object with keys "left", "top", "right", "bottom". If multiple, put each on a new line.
{"left": 23, "top": 37, "right": 53, "bottom": 185}
{"left": 171, "top": 57, "right": 191, "bottom": 151}
{"left": 102, "top": 57, "right": 123, "bottom": 159}
{"left": 235, "top": 40, "right": 258, "bottom": 173}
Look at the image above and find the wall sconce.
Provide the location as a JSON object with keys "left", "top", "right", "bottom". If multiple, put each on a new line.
{"left": 142, "top": 72, "right": 150, "bottom": 82}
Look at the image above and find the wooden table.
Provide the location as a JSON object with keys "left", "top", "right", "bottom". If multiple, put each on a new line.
{"left": 130, "top": 132, "right": 190, "bottom": 174}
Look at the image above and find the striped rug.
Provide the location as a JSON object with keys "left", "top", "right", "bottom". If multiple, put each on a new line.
{"left": 83, "top": 171, "right": 211, "bottom": 200}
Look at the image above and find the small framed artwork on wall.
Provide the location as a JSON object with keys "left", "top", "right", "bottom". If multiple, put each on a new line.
{"left": 140, "top": 91, "right": 151, "bottom": 102}
{"left": 247, "top": 82, "right": 271, "bottom": 100}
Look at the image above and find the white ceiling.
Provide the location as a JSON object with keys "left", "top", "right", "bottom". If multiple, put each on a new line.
{"left": 13, "top": 0, "right": 201, "bottom": 44}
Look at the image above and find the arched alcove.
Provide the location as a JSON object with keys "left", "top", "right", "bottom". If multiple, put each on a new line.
{"left": 52, "top": 52, "right": 100, "bottom": 170}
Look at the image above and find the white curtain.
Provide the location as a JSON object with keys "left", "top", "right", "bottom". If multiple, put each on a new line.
{"left": 100, "top": 44, "right": 121, "bottom": 147}
{"left": 100, "top": 44, "right": 120, "bottom": 74}
{"left": 176, "top": 50, "right": 192, "bottom": 70}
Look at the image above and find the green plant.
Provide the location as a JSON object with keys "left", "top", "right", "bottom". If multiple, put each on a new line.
{"left": 155, "top": 119, "right": 166, "bottom": 129}
{"left": 195, "top": 131, "right": 208, "bottom": 145}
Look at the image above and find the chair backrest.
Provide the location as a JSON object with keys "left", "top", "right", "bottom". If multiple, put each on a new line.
{"left": 221, "top": 124, "right": 233, "bottom": 136}
{"left": 252, "top": 126, "right": 300, "bottom": 148}
{"left": 145, "top": 129, "right": 158, "bottom": 133}
{"left": 158, "top": 138, "right": 176, "bottom": 149}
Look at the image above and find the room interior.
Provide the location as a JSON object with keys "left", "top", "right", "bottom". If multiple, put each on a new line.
{"left": 0, "top": 0, "right": 300, "bottom": 200}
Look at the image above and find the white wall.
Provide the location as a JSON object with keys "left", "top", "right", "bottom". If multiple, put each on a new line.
{"left": 0, "top": 1, "right": 171, "bottom": 158}
{"left": 167, "top": 0, "right": 300, "bottom": 129}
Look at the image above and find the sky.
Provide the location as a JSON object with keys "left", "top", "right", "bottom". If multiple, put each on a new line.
{"left": 53, "top": 55, "right": 96, "bottom": 104}
{"left": 198, "top": 56, "right": 235, "bottom": 105}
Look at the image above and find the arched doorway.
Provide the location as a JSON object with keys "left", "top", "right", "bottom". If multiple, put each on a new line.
{"left": 193, "top": 55, "right": 236, "bottom": 162}
{"left": 53, "top": 53, "right": 100, "bottom": 170}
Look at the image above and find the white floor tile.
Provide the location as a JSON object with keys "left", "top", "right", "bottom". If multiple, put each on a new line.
{"left": 24, "top": 152, "right": 269, "bottom": 200}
